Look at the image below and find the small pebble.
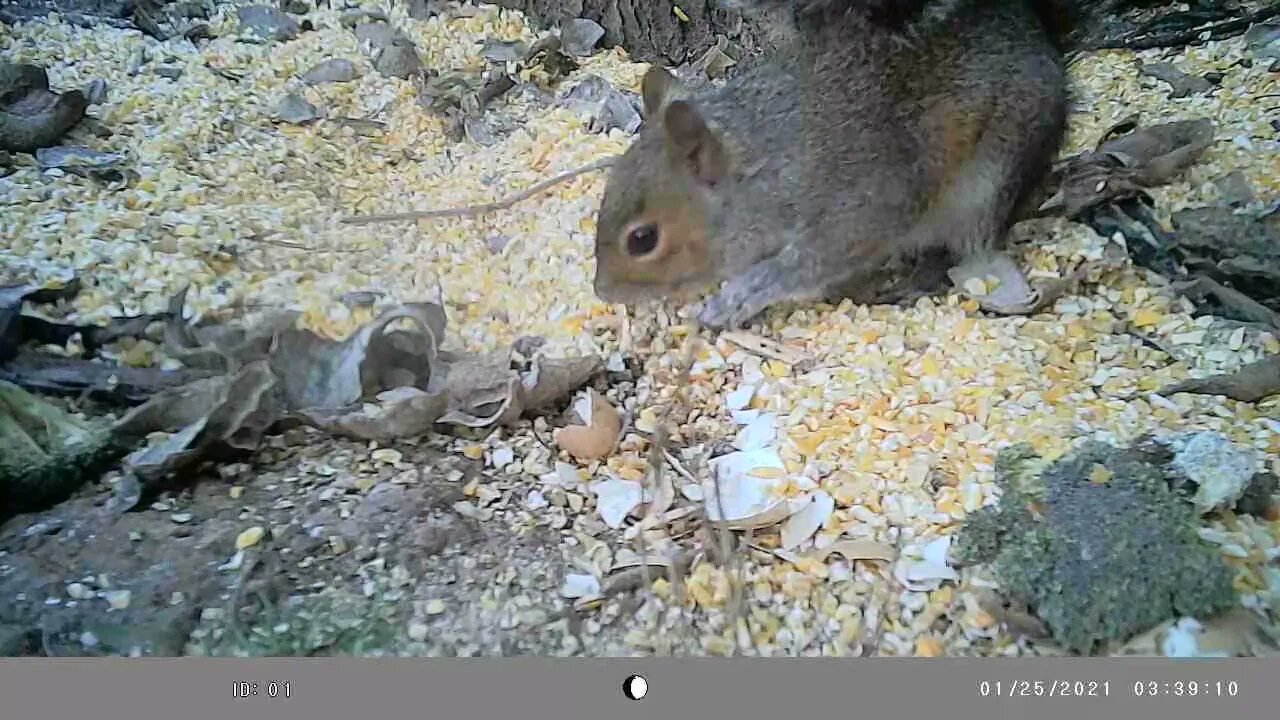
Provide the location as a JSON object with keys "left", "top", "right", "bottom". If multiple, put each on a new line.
{"left": 104, "top": 590, "right": 132, "bottom": 610}
{"left": 66, "top": 583, "right": 93, "bottom": 600}
{"left": 236, "top": 526, "right": 266, "bottom": 549}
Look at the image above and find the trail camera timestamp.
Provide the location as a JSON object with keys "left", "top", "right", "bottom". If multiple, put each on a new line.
{"left": 232, "top": 681, "right": 293, "bottom": 699}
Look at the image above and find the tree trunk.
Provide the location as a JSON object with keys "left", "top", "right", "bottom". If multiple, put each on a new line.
{"left": 491, "top": 0, "right": 775, "bottom": 66}
{"left": 491, "top": 1, "right": 1252, "bottom": 67}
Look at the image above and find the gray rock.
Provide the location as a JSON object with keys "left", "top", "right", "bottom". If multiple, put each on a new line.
{"left": 374, "top": 43, "right": 423, "bottom": 79}
{"left": 1138, "top": 62, "right": 1214, "bottom": 98}
{"left": 340, "top": 8, "right": 389, "bottom": 27}
{"left": 485, "top": 234, "right": 511, "bottom": 254}
{"left": 463, "top": 116, "right": 496, "bottom": 145}
{"left": 353, "top": 21, "right": 404, "bottom": 49}
{"left": 479, "top": 39, "right": 526, "bottom": 63}
{"left": 35, "top": 145, "right": 124, "bottom": 172}
{"left": 275, "top": 93, "right": 320, "bottom": 124}
{"left": 407, "top": 0, "right": 441, "bottom": 20}
{"left": 173, "top": 2, "right": 209, "bottom": 20}
{"left": 302, "top": 58, "right": 362, "bottom": 84}
{"left": 1213, "top": 171, "right": 1255, "bottom": 207}
{"left": 561, "top": 74, "right": 612, "bottom": 104}
{"left": 1244, "top": 20, "right": 1280, "bottom": 61}
{"left": 237, "top": 5, "right": 300, "bottom": 42}
{"left": 83, "top": 79, "right": 108, "bottom": 105}
{"left": 560, "top": 18, "right": 605, "bottom": 57}
{"left": 561, "top": 75, "right": 641, "bottom": 134}
{"left": 1167, "top": 432, "right": 1259, "bottom": 513}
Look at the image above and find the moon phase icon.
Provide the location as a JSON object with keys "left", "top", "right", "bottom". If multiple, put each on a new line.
{"left": 622, "top": 674, "right": 648, "bottom": 701}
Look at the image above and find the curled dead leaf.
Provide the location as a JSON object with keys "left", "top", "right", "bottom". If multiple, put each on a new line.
{"left": 519, "top": 354, "right": 604, "bottom": 412}
{"left": 975, "top": 588, "right": 1051, "bottom": 640}
{"left": 1159, "top": 354, "right": 1280, "bottom": 403}
{"left": 1042, "top": 118, "right": 1215, "bottom": 218}
{"left": 720, "top": 330, "right": 810, "bottom": 365}
{"left": 273, "top": 302, "right": 443, "bottom": 411}
{"left": 811, "top": 539, "right": 898, "bottom": 564}
{"left": 1191, "top": 609, "right": 1278, "bottom": 657}
{"left": 119, "top": 360, "right": 279, "bottom": 482}
{"left": 294, "top": 386, "right": 449, "bottom": 441}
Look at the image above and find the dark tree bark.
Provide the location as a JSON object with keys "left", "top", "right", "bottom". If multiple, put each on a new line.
{"left": 491, "top": 0, "right": 774, "bottom": 65}
{"left": 491, "top": 0, "right": 1267, "bottom": 67}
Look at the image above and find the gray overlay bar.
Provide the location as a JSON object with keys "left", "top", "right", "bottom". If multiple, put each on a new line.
{"left": 1, "top": 658, "right": 1274, "bottom": 719}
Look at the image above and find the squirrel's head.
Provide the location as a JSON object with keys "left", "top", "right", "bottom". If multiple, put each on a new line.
{"left": 592, "top": 66, "right": 733, "bottom": 305}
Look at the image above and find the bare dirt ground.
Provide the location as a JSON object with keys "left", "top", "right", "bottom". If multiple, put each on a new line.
{"left": 1, "top": 426, "right": 655, "bottom": 657}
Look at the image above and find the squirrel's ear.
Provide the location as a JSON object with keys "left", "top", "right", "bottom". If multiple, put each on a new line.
{"left": 641, "top": 65, "right": 680, "bottom": 117}
{"left": 663, "top": 100, "right": 729, "bottom": 185}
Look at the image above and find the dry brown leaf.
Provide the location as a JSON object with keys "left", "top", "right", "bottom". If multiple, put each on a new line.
{"left": 273, "top": 302, "right": 443, "bottom": 411}
{"left": 553, "top": 388, "right": 621, "bottom": 462}
{"left": 119, "top": 360, "right": 278, "bottom": 482}
{"left": 1174, "top": 277, "right": 1280, "bottom": 329}
{"left": 1114, "top": 609, "right": 1278, "bottom": 657}
{"left": 720, "top": 331, "right": 810, "bottom": 365}
{"left": 1041, "top": 118, "right": 1215, "bottom": 218}
{"left": 432, "top": 352, "right": 524, "bottom": 428}
{"left": 518, "top": 354, "right": 604, "bottom": 412}
{"left": 641, "top": 464, "right": 676, "bottom": 525}
{"left": 161, "top": 286, "right": 299, "bottom": 372}
{"left": 294, "top": 386, "right": 449, "bottom": 441}
{"left": 1, "top": 67, "right": 88, "bottom": 154}
{"left": 812, "top": 539, "right": 898, "bottom": 563}
{"left": 1194, "top": 609, "right": 1278, "bottom": 657}
{"left": 975, "top": 588, "right": 1052, "bottom": 640}
{"left": 1113, "top": 619, "right": 1174, "bottom": 656}
{"left": 1159, "top": 354, "right": 1280, "bottom": 403}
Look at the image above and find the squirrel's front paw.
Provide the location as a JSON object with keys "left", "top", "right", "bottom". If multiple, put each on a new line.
{"left": 695, "top": 294, "right": 757, "bottom": 330}
{"left": 693, "top": 296, "right": 732, "bottom": 329}
{"left": 695, "top": 257, "right": 795, "bottom": 329}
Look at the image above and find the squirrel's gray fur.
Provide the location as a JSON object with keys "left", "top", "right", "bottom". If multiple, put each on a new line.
{"left": 593, "top": 0, "right": 1069, "bottom": 329}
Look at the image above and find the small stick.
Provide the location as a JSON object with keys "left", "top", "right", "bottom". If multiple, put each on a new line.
{"left": 340, "top": 156, "right": 618, "bottom": 225}
{"left": 1087, "top": 6, "right": 1280, "bottom": 51}
{"left": 636, "top": 329, "right": 698, "bottom": 603}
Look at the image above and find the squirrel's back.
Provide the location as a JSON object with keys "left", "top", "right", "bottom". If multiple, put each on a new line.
{"left": 774, "top": 0, "right": 1067, "bottom": 246}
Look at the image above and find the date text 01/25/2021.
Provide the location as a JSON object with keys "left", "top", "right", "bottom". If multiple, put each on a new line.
{"left": 978, "top": 680, "right": 1242, "bottom": 698}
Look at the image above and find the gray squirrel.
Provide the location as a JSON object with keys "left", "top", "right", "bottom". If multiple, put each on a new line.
{"left": 591, "top": 0, "right": 1070, "bottom": 329}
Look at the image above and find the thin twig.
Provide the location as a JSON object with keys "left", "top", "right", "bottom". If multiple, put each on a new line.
{"left": 340, "top": 156, "right": 617, "bottom": 225}
{"left": 242, "top": 234, "right": 369, "bottom": 254}
{"left": 686, "top": 326, "right": 759, "bottom": 656}
{"left": 635, "top": 327, "right": 700, "bottom": 640}
{"left": 663, "top": 448, "right": 698, "bottom": 485}
{"left": 1173, "top": 276, "right": 1280, "bottom": 330}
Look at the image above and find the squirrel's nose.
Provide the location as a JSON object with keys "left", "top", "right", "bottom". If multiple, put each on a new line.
{"left": 592, "top": 276, "right": 616, "bottom": 302}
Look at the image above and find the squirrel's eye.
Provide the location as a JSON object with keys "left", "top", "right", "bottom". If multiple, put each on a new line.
{"left": 624, "top": 224, "right": 660, "bottom": 257}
